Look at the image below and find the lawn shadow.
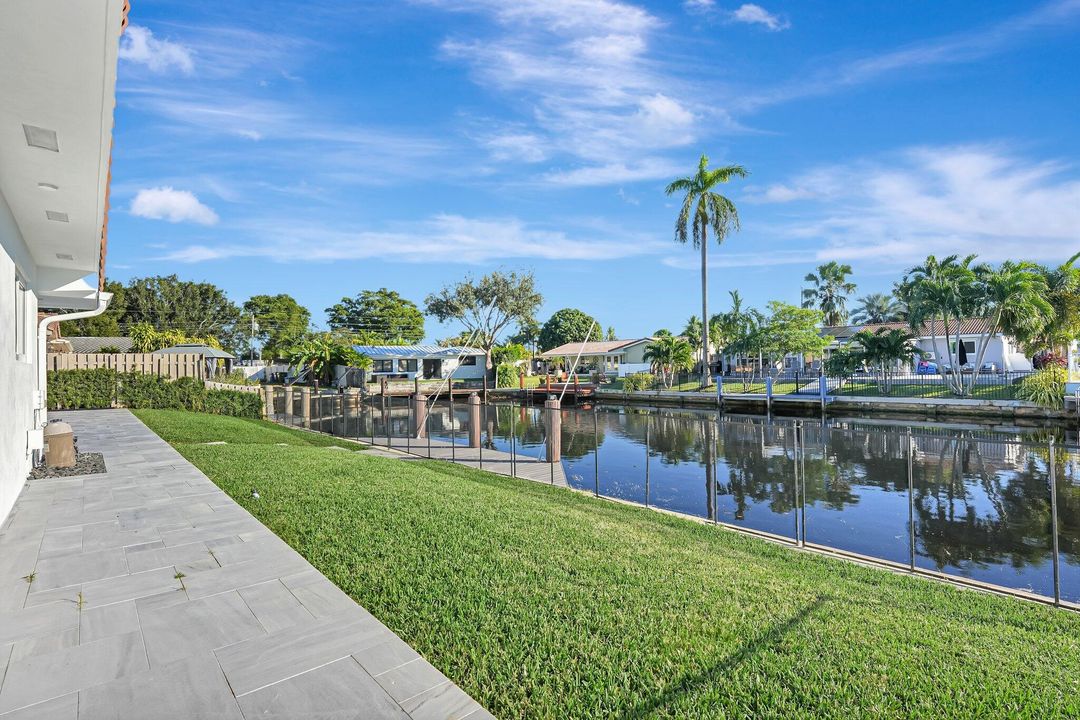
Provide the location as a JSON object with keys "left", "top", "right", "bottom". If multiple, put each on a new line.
{"left": 618, "top": 594, "right": 831, "bottom": 720}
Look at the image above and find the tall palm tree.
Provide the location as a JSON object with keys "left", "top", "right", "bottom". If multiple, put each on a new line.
{"left": 1030, "top": 252, "right": 1080, "bottom": 354}
{"left": 666, "top": 155, "right": 748, "bottom": 387}
{"left": 851, "top": 293, "right": 903, "bottom": 325}
{"left": 802, "top": 261, "right": 857, "bottom": 326}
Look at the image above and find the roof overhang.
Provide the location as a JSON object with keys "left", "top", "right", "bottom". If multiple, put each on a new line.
{"left": 0, "top": 0, "right": 126, "bottom": 304}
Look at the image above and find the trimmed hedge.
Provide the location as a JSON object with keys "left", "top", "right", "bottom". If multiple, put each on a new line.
{"left": 48, "top": 369, "right": 262, "bottom": 419}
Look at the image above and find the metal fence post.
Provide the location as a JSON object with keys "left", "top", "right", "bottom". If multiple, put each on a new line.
{"left": 644, "top": 422, "right": 650, "bottom": 508}
{"left": 386, "top": 394, "right": 392, "bottom": 449}
{"left": 593, "top": 406, "right": 600, "bottom": 498}
{"left": 510, "top": 402, "right": 517, "bottom": 478}
{"left": 793, "top": 421, "right": 800, "bottom": 544}
{"left": 907, "top": 428, "right": 916, "bottom": 573}
{"left": 426, "top": 402, "right": 432, "bottom": 458}
{"left": 450, "top": 392, "right": 456, "bottom": 462}
{"left": 1050, "top": 437, "right": 1061, "bottom": 606}
{"left": 478, "top": 402, "right": 483, "bottom": 471}
{"left": 406, "top": 399, "right": 412, "bottom": 455}
{"left": 799, "top": 421, "right": 806, "bottom": 546}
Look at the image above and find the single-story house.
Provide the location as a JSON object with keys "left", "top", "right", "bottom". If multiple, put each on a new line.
{"left": 538, "top": 339, "right": 656, "bottom": 377}
{"left": 154, "top": 344, "right": 236, "bottom": 377}
{"left": 0, "top": 2, "right": 126, "bottom": 525}
{"left": 821, "top": 319, "right": 1033, "bottom": 372}
{"left": 353, "top": 345, "right": 487, "bottom": 381}
{"left": 51, "top": 335, "right": 135, "bottom": 353}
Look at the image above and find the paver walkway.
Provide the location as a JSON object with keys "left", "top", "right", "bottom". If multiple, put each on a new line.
{"left": 0, "top": 410, "right": 491, "bottom": 719}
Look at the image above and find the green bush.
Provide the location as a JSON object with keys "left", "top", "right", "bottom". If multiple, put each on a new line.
{"left": 47, "top": 368, "right": 117, "bottom": 409}
{"left": 495, "top": 364, "right": 519, "bottom": 388}
{"left": 622, "top": 372, "right": 656, "bottom": 392}
{"left": 1016, "top": 366, "right": 1066, "bottom": 408}
{"left": 47, "top": 369, "right": 261, "bottom": 418}
{"left": 205, "top": 389, "right": 263, "bottom": 418}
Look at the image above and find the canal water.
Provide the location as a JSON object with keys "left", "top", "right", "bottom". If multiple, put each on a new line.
{"left": 301, "top": 394, "right": 1080, "bottom": 604}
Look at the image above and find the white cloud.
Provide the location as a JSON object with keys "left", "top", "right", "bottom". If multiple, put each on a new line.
{"left": 130, "top": 187, "right": 219, "bottom": 225}
{"left": 119, "top": 25, "right": 194, "bottom": 74}
{"left": 760, "top": 145, "right": 1080, "bottom": 267}
{"left": 160, "top": 213, "right": 665, "bottom": 264}
{"left": 731, "top": 4, "right": 789, "bottom": 31}
{"left": 542, "top": 158, "right": 685, "bottom": 186}
{"left": 425, "top": 0, "right": 711, "bottom": 183}
{"left": 683, "top": 0, "right": 715, "bottom": 12}
{"left": 739, "top": 0, "right": 1080, "bottom": 110}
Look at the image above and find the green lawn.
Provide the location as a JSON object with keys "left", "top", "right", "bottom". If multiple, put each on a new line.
{"left": 136, "top": 409, "right": 1080, "bottom": 719}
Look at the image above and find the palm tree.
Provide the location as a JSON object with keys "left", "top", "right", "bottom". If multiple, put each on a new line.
{"left": 851, "top": 293, "right": 903, "bottom": 325}
{"left": 802, "top": 261, "right": 857, "bottom": 326}
{"left": 852, "top": 328, "right": 917, "bottom": 394}
{"left": 965, "top": 261, "right": 1053, "bottom": 392}
{"left": 644, "top": 336, "right": 694, "bottom": 388}
{"left": 1029, "top": 252, "right": 1080, "bottom": 355}
{"left": 902, "top": 254, "right": 981, "bottom": 393}
{"left": 666, "top": 155, "right": 748, "bottom": 386}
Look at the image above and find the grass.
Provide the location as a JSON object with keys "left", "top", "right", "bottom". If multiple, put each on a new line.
{"left": 136, "top": 409, "right": 1080, "bottom": 719}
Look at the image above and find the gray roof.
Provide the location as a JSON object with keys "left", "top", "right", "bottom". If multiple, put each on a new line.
{"left": 65, "top": 336, "right": 134, "bottom": 353}
{"left": 154, "top": 344, "right": 236, "bottom": 359}
{"left": 353, "top": 344, "right": 485, "bottom": 359}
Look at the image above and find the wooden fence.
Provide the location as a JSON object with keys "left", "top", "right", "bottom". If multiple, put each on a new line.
{"left": 47, "top": 353, "right": 204, "bottom": 379}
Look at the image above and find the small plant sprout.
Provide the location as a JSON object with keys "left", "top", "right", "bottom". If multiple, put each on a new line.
{"left": 22, "top": 571, "right": 36, "bottom": 585}
{"left": 174, "top": 570, "right": 187, "bottom": 590}
{"left": 76, "top": 591, "right": 85, "bottom": 610}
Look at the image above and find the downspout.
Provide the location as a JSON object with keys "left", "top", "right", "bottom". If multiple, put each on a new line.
{"left": 35, "top": 291, "right": 111, "bottom": 429}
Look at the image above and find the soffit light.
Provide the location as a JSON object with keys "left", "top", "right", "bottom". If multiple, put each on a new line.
{"left": 45, "top": 210, "right": 69, "bottom": 222}
{"left": 55, "top": 253, "right": 74, "bottom": 261}
{"left": 23, "top": 124, "right": 59, "bottom": 152}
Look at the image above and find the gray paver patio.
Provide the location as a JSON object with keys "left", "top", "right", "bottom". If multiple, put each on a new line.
{"left": 0, "top": 410, "right": 489, "bottom": 719}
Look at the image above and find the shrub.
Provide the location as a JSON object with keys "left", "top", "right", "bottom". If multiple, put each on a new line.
{"left": 495, "top": 363, "right": 519, "bottom": 388}
{"left": 205, "top": 389, "right": 262, "bottom": 418}
{"left": 47, "top": 368, "right": 117, "bottom": 409}
{"left": 218, "top": 369, "right": 261, "bottom": 386}
{"left": 623, "top": 372, "right": 656, "bottom": 392}
{"left": 1033, "top": 351, "right": 1068, "bottom": 370}
{"left": 47, "top": 369, "right": 262, "bottom": 418}
{"left": 1016, "top": 366, "right": 1066, "bottom": 408}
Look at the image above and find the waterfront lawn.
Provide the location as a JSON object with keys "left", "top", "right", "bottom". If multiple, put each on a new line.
{"left": 136, "top": 409, "right": 1080, "bottom": 720}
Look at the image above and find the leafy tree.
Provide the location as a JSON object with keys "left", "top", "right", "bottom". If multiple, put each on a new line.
{"left": 644, "top": 335, "right": 694, "bottom": 388}
{"left": 128, "top": 322, "right": 220, "bottom": 353}
{"left": 802, "top": 262, "right": 857, "bottom": 326}
{"left": 605, "top": 326, "right": 617, "bottom": 341}
{"left": 653, "top": 329, "right": 673, "bottom": 337}
{"left": 761, "top": 301, "right": 831, "bottom": 364}
{"left": 122, "top": 275, "right": 242, "bottom": 350}
{"left": 59, "top": 279, "right": 125, "bottom": 336}
{"left": 425, "top": 271, "right": 542, "bottom": 372}
{"left": 492, "top": 343, "right": 530, "bottom": 366}
{"left": 666, "top": 154, "right": 748, "bottom": 385}
{"left": 851, "top": 293, "right": 903, "bottom": 325}
{"left": 325, "top": 288, "right": 424, "bottom": 344}
{"left": 539, "top": 308, "right": 601, "bottom": 352}
{"left": 242, "top": 294, "right": 311, "bottom": 360}
{"left": 285, "top": 333, "right": 370, "bottom": 386}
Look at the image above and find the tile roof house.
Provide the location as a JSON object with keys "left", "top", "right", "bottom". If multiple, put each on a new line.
{"left": 539, "top": 338, "right": 656, "bottom": 376}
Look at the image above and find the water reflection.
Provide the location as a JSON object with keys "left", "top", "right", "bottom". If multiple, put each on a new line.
{"left": 307, "top": 395, "right": 1080, "bottom": 603}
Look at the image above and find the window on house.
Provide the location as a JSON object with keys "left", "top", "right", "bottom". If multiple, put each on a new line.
{"left": 373, "top": 359, "right": 393, "bottom": 373}
{"left": 399, "top": 359, "right": 418, "bottom": 373}
{"left": 951, "top": 340, "right": 977, "bottom": 358}
{"left": 460, "top": 355, "right": 477, "bottom": 366}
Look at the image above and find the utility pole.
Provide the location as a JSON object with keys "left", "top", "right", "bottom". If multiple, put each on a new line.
{"left": 249, "top": 312, "right": 259, "bottom": 364}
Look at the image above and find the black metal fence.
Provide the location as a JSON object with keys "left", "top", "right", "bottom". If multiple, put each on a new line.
{"left": 267, "top": 386, "right": 1078, "bottom": 610}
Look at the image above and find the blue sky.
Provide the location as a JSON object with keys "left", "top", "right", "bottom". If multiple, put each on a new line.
{"left": 107, "top": 0, "right": 1080, "bottom": 341}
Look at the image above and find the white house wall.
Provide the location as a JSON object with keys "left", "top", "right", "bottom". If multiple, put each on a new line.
{"left": 1, "top": 201, "right": 38, "bottom": 524}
